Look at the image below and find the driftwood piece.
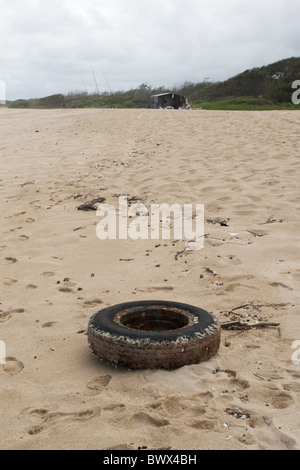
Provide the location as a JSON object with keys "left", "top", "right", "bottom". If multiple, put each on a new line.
{"left": 77, "top": 197, "right": 106, "bottom": 211}
{"left": 247, "top": 230, "right": 267, "bottom": 237}
{"left": 175, "top": 247, "right": 187, "bottom": 260}
{"left": 221, "top": 302, "right": 289, "bottom": 316}
{"left": 221, "top": 320, "right": 280, "bottom": 330}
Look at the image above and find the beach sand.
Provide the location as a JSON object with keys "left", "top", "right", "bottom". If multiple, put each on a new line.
{"left": 1, "top": 107, "right": 300, "bottom": 450}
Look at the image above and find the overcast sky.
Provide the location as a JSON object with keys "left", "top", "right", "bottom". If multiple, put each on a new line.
{"left": 1, "top": 0, "right": 299, "bottom": 100}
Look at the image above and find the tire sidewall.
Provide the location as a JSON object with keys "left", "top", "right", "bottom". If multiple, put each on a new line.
{"left": 88, "top": 300, "right": 219, "bottom": 343}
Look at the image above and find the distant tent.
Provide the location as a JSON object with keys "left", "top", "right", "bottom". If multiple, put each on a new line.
{"left": 149, "top": 93, "right": 187, "bottom": 109}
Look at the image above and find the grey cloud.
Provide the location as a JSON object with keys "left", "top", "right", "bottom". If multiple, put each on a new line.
{"left": 1, "top": 0, "right": 299, "bottom": 100}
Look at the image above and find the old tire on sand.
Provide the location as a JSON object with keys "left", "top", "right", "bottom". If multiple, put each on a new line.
{"left": 87, "top": 300, "right": 221, "bottom": 369}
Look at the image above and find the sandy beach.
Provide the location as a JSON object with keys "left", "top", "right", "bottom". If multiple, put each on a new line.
{"left": 1, "top": 107, "right": 300, "bottom": 450}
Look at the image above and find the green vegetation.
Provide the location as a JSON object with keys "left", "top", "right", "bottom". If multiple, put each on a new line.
{"left": 194, "top": 96, "right": 296, "bottom": 110}
{"left": 8, "top": 85, "right": 175, "bottom": 109}
{"left": 192, "top": 57, "right": 300, "bottom": 109}
{"left": 7, "top": 57, "right": 300, "bottom": 110}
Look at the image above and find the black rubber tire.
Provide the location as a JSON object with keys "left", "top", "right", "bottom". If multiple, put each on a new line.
{"left": 87, "top": 300, "right": 221, "bottom": 370}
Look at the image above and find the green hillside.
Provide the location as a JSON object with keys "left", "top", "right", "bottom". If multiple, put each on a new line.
{"left": 193, "top": 57, "right": 300, "bottom": 108}
{"left": 7, "top": 57, "right": 300, "bottom": 110}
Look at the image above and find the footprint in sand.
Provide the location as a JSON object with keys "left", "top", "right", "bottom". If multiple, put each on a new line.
{"left": 41, "top": 271, "right": 55, "bottom": 277}
{"left": 227, "top": 255, "right": 242, "bottom": 265}
{"left": 0, "top": 308, "right": 25, "bottom": 322}
{"left": 103, "top": 403, "right": 126, "bottom": 411}
{"left": 4, "top": 257, "right": 17, "bottom": 263}
{"left": 57, "top": 278, "right": 78, "bottom": 293}
{"left": 161, "top": 396, "right": 188, "bottom": 416}
{"left": 41, "top": 321, "right": 57, "bottom": 328}
{"left": 85, "top": 375, "right": 112, "bottom": 396}
{"left": 258, "top": 416, "right": 297, "bottom": 450}
{"left": 13, "top": 211, "right": 26, "bottom": 217}
{"left": 269, "top": 282, "right": 293, "bottom": 291}
{"left": 283, "top": 381, "right": 300, "bottom": 393}
{"left": 223, "top": 282, "right": 256, "bottom": 293}
{"left": 26, "top": 284, "right": 38, "bottom": 289}
{"left": 22, "top": 405, "right": 101, "bottom": 435}
{"left": 1, "top": 278, "right": 17, "bottom": 286}
{"left": 3, "top": 356, "right": 24, "bottom": 375}
{"left": 26, "top": 218, "right": 35, "bottom": 223}
{"left": 58, "top": 286, "right": 73, "bottom": 293}
{"left": 126, "top": 411, "right": 169, "bottom": 428}
{"left": 270, "top": 391, "right": 294, "bottom": 409}
{"left": 190, "top": 418, "right": 217, "bottom": 430}
{"left": 159, "top": 393, "right": 212, "bottom": 426}
{"left": 83, "top": 298, "right": 103, "bottom": 308}
{"left": 231, "top": 377, "right": 250, "bottom": 391}
{"left": 18, "top": 235, "right": 29, "bottom": 241}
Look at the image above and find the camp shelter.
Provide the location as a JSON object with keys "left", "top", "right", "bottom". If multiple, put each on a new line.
{"left": 149, "top": 93, "right": 187, "bottom": 109}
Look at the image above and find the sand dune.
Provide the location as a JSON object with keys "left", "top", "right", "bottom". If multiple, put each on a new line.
{"left": 1, "top": 108, "right": 300, "bottom": 450}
